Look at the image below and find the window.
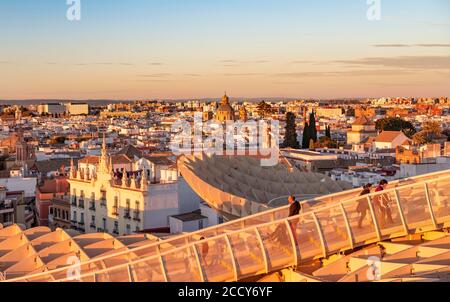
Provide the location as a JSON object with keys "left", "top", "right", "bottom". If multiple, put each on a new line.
{"left": 80, "top": 213, "right": 84, "bottom": 224}
{"left": 91, "top": 192, "right": 95, "bottom": 201}
{"left": 126, "top": 224, "right": 131, "bottom": 235}
{"left": 49, "top": 208, "right": 53, "bottom": 215}
{"left": 114, "top": 221, "right": 119, "bottom": 234}
{"left": 199, "top": 219, "right": 204, "bottom": 230}
{"left": 72, "top": 211, "right": 77, "bottom": 221}
{"left": 102, "top": 218, "right": 107, "bottom": 230}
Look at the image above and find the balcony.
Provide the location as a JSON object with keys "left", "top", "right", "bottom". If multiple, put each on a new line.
{"left": 90, "top": 223, "right": 96, "bottom": 229}
{"left": 89, "top": 203, "right": 96, "bottom": 211}
{"left": 113, "top": 229, "right": 119, "bottom": 235}
{"left": 100, "top": 199, "right": 107, "bottom": 208}
{"left": 71, "top": 199, "right": 77, "bottom": 207}
{"left": 124, "top": 210, "right": 131, "bottom": 220}
{"left": 133, "top": 211, "right": 141, "bottom": 222}
{"left": 78, "top": 200, "right": 85, "bottom": 209}
{"left": 78, "top": 221, "right": 85, "bottom": 226}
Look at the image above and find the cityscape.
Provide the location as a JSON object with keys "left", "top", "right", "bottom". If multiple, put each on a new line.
{"left": 1, "top": 0, "right": 450, "bottom": 288}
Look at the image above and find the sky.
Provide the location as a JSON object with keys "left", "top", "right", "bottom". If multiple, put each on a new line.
{"left": 0, "top": 0, "right": 449, "bottom": 100}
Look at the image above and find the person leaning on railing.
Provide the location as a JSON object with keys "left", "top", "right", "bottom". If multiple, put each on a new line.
{"left": 357, "top": 183, "right": 373, "bottom": 229}
{"left": 265, "top": 196, "right": 301, "bottom": 246}
{"left": 374, "top": 180, "right": 394, "bottom": 227}
{"left": 288, "top": 196, "right": 301, "bottom": 245}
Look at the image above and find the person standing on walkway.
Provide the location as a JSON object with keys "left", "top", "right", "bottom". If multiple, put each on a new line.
{"left": 357, "top": 183, "right": 373, "bottom": 228}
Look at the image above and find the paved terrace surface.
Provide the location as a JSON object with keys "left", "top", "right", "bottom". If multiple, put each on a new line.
{"left": 0, "top": 169, "right": 449, "bottom": 282}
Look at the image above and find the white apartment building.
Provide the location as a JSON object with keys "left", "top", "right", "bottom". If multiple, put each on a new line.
{"left": 68, "top": 138, "right": 201, "bottom": 236}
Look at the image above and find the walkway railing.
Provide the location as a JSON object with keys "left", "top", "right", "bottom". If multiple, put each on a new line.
{"left": 5, "top": 169, "right": 450, "bottom": 282}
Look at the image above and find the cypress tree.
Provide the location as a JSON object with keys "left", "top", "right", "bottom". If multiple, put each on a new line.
{"left": 282, "top": 112, "right": 300, "bottom": 149}
{"left": 325, "top": 125, "right": 331, "bottom": 139}
{"left": 302, "top": 122, "right": 310, "bottom": 149}
{"left": 309, "top": 111, "right": 318, "bottom": 143}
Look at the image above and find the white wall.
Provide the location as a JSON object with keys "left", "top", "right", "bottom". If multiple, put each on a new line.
{"left": 177, "top": 177, "right": 203, "bottom": 213}
{"left": 144, "top": 183, "right": 180, "bottom": 229}
{"left": 200, "top": 203, "right": 223, "bottom": 227}
{"left": 0, "top": 178, "right": 37, "bottom": 198}
{"left": 169, "top": 217, "right": 208, "bottom": 234}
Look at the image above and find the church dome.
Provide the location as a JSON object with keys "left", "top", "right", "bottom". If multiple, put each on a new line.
{"left": 216, "top": 93, "right": 235, "bottom": 122}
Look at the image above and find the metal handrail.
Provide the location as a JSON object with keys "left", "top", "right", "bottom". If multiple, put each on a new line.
{"left": 4, "top": 169, "right": 450, "bottom": 282}
{"left": 54, "top": 176, "right": 448, "bottom": 283}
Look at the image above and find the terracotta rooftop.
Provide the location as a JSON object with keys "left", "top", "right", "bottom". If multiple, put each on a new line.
{"left": 78, "top": 156, "right": 100, "bottom": 165}
{"left": 375, "top": 131, "right": 408, "bottom": 143}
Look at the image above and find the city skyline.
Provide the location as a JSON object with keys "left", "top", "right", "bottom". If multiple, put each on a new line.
{"left": 1, "top": 0, "right": 449, "bottom": 100}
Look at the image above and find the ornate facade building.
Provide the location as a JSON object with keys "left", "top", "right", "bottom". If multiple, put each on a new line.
{"left": 68, "top": 136, "right": 182, "bottom": 236}
{"left": 14, "top": 129, "right": 36, "bottom": 171}
{"left": 215, "top": 93, "right": 235, "bottom": 122}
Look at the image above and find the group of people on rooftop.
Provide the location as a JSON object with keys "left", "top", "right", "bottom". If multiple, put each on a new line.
{"left": 198, "top": 180, "right": 395, "bottom": 266}
{"left": 357, "top": 179, "right": 394, "bottom": 228}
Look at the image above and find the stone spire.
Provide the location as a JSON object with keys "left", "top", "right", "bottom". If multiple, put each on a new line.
{"left": 141, "top": 170, "right": 148, "bottom": 192}
{"left": 98, "top": 132, "right": 109, "bottom": 174}
{"left": 70, "top": 158, "right": 75, "bottom": 179}
{"left": 122, "top": 171, "right": 128, "bottom": 188}
{"left": 130, "top": 174, "right": 137, "bottom": 190}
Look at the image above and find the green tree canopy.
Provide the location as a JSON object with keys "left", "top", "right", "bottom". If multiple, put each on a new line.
{"left": 257, "top": 101, "right": 274, "bottom": 118}
{"left": 375, "top": 117, "right": 417, "bottom": 138}
{"left": 413, "top": 121, "right": 444, "bottom": 145}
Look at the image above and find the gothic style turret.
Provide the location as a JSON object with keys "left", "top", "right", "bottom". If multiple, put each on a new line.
{"left": 98, "top": 132, "right": 109, "bottom": 175}
{"left": 122, "top": 171, "right": 128, "bottom": 188}
{"left": 70, "top": 158, "right": 75, "bottom": 179}
{"left": 141, "top": 170, "right": 148, "bottom": 192}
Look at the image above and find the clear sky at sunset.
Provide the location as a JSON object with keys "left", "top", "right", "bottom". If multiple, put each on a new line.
{"left": 0, "top": 0, "right": 449, "bottom": 100}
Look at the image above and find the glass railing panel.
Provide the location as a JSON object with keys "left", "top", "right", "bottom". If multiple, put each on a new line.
{"left": 257, "top": 221, "right": 296, "bottom": 272}
{"left": 369, "top": 190, "right": 405, "bottom": 236}
{"left": 427, "top": 178, "right": 450, "bottom": 224}
{"left": 294, "top": 213, "right": 323, "bottom": 261}
{"left": 129, "top": 245, "right": 160, "bottom": 259}
{"left": 195, "top": 237, "right": 235, "bottom": 282}
{"left": 161, "top": 246, "right": 202, "bottom": 282}
{"left": 215, "top": 221, "right": 245, "bottom": 234}
{"left": 274, "top": 208, "right": 290, "bottom": 221}
{"left": 158, "top": 237, "right": 189, "bottom": 254}
{"left": 244, "top": 211, "right": 276, "bottom": 228}
{"left": 342, "top": 197, "right": 378, "bottom": 244}
{"left": 315, "top": 205, "right": 350, "bottom": 254}
{"left": 227, "top": 229, "right": 266, "bottom": 280}
{"left": 130, "top": 258, "right": 166, "bottom": 282}
{"left": 397, "top": 184, "right": 432, "bottom": 230}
